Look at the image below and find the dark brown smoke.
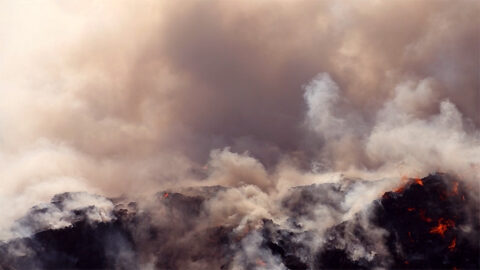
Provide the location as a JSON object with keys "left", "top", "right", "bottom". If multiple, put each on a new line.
{"left": 0, "top": 3, "right": 478, "bottom": 268}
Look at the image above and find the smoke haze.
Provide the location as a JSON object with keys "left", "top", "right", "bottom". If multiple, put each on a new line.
{"left": 0, "top": 1, "right": 479, "bottom": 267}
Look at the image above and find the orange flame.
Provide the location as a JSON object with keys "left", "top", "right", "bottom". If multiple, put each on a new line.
{"left": 394, "top": 176, "right": 411, "bottom": 193}
{"left": 394, "top": 176, "right": 423, "bottom": 193}
{"left": 163, "top": 192, "right": 169, "bottom": 198}
{"left": 430, "top": 218, "right": 455, "bottom": 237}
{"left": 414, "top": 178, "right": 424, "bottom": 186}
{"left": 448, "top": 237, "right": 456, "bottom": 251}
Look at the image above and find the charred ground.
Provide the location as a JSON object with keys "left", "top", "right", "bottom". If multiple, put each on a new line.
{"left": 0, "top": 174, "right": 478, "bottom": 270}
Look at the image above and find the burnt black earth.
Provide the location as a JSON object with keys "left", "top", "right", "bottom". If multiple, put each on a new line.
{"left": 0, "top": 174, "right": 478, "bottom": 270}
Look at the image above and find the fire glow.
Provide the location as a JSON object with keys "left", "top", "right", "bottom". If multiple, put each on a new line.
{"left": 429, "top": 218, "right": 455, "bottom": 238}
{"left": 449, "top": 238, "right": 456, "bottom": 251}
{"left": 418, "top": 209, "right": 433, "bottom": 223}
{"left": 394, "top": 177, "right": 425, "bottom": 194}
{"left": 415, "top": 178, "right": 424, "bottom": 186}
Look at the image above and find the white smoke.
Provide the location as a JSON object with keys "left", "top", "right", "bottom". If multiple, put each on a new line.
{"left": 0, "top": 1, "right": 478, "bottom": 268}
{"left": 303, "top": 73, "right": 480, "bottom": 183}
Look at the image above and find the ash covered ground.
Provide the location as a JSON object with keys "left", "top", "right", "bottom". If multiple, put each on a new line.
{"left": 1, "top": 173, "right": 478, "bottom": 270}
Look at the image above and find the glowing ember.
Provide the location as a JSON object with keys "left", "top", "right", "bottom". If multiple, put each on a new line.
{"left": 163, "top": 193, "right": 169, "bottom": 198}
{"left": 448, "top": 237, "right": 456, "bottom": 251}
{"left": 419, "top": 209, "right": 433, "bottom": 223}
{"left": 415, "top": 178, "right": 424, "bottom": 186}
{"left": 407, "top": 208, "right": 415, "bottom": 212}
{"left": 394, "top": 176, "right": 411, "bottom": 193}
{"left": 452, "top": 182, "right": 459, "bottom": 195}
{"left": 430, "top": 218, "right": 455, "bottom": 237}
{"left": 394, "top": 177, "right": 423, "bottom": 193}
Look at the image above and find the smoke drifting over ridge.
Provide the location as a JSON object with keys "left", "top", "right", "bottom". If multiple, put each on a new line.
{"left": 0, "top": 1, "right": 479, "bottom": 268}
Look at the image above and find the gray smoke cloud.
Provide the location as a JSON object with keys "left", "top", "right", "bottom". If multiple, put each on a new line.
{"left": 0, "top": 2, "right": 478, "bottom": 268}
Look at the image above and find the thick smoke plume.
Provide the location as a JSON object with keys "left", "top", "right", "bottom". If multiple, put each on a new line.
{"left": 0, "top": 0, "right": 479, "bottom": 269}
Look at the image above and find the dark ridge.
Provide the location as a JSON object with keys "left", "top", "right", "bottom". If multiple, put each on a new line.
{"left": 0, "top": 219, "right": 136, "bottom": 270}
{"left": 0, "top": 173, "right": 478, "bottom": 269}
{"left": 317, "top": 173, "right": 480, "bottom": 269}
{"left": 373, "top": 173, "right": 479, "bottom": 269}
{"left": 261, "top": 219, "right": 310, "bottom": 269}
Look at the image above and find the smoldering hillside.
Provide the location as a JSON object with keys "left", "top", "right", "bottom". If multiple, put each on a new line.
{"left": 1, "top": 174, "right": 478, "bottom": 269}
{"left": 0, "top": 0, "right": 479, "bottom": 269}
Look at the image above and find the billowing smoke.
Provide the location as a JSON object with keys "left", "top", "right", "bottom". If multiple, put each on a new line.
{"left": 0, "top": 0, "right": 478, "bottom": 269}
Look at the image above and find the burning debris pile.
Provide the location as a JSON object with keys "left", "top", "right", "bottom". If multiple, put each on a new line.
{"left": 0, "top": 173, "right": 478, "bottom": 269}
{"left": 372, "top": 174, "right": 479, "bottom": 269}
{"left": 318, "top": 174, "right": 479, "bottom": 269}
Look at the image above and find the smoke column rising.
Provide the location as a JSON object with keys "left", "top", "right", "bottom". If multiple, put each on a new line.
{"left": 0, "top": 1, "right": 478, "bottom": 267}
